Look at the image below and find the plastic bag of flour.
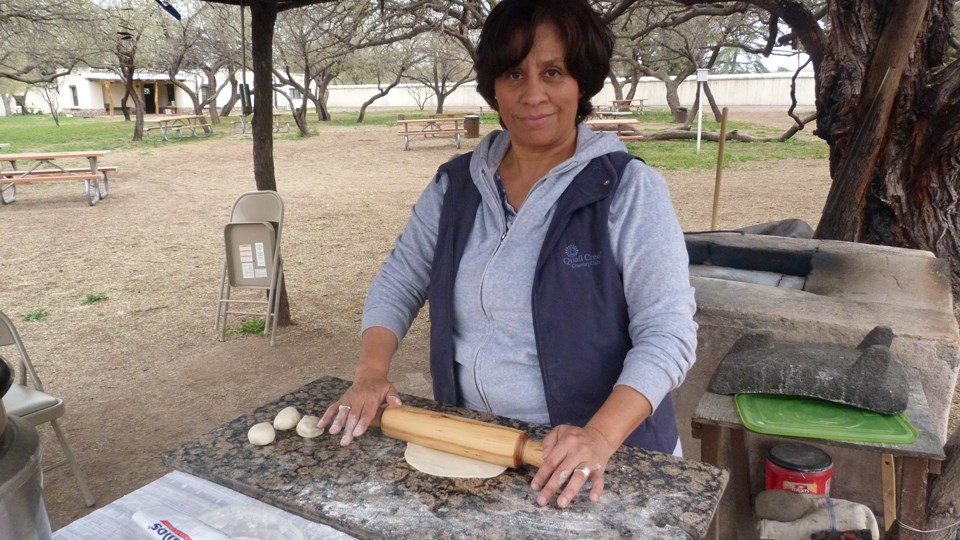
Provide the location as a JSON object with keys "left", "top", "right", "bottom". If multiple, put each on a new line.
{"left": 132, "top": 505, "right": 233, "bottom": 540}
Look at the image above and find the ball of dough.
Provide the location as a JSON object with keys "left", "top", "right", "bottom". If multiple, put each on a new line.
{"left": 248, "top": 422, "right": 276, "bottom": 446}
{"left": 296, "top": 415, "right": 323, "bottom": 438}
{"left": 273, "top": 406, "right": 302, "bottom": 431}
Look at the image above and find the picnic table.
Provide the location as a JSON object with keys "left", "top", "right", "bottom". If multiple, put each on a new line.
{"left": 585, "top": 118, "right": 644, "bottom": 141}
{"left": 611, "top": 98, "right": 646, "bottom": 114}
{"left": 590, "top": 109, "right": 635, "bottom": 119}
{"left": 0, "top": 151, "right": 115, "bottom": 206}
{"left": 145, "top": 114, "right": 212, "bottom": 142}
{"left": 397, "top": 118, "right": 466, "bottom": 150}
{"left": 233, "top": 112, "right": 290, "bottom": 134}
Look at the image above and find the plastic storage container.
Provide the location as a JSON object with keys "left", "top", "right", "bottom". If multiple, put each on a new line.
{"left": 765, "top": 443, "right": 833, "bottom": 496}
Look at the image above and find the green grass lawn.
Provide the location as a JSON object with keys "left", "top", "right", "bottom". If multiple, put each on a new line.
{"left": 0, "top": 113, "right": 225, "bottom": 153}
{"left": 630, "top": 138, "right": 828, "bottom": 171}
{"left": 1, "top": 108, "right": 829, "bottom": 171}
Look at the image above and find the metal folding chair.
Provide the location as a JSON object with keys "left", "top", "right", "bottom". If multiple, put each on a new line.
{"left": 214, "top": 190, "right": 285, "bottom": 345}
{"left": 0, "top": 310, "right": 95, "bottom": 507}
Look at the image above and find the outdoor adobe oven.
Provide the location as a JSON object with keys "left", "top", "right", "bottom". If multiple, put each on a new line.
{"left": 676, "top": 232, "right": 959, "bottom": 520}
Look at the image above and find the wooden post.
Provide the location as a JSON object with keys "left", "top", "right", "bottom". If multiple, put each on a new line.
{"left": 881, "top": 453, "right": 897, "bottom": 531}
{"left": 899, "top": 458, "right": 930, "bottom": 540}
{"left": 710, "top": 107, "right": 729, "bottom": 231}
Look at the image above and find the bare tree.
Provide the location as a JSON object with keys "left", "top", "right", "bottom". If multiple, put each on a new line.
{"left": 150, "top": 2, "right": 231, "bottom": 128}
{"left": 33, "top": 82, "right": 61, "bottom": 125}
{"left": 408, "top": 33, "right": 473, "bottom": 114}
{"left": 0, "top": 0, "right": 89, "bottom": 85}
{"left": 346, "top": 43, "right": 422, "bottom": 122}
{"left": 273, "top": 1, "right": 429, "bottom": 133}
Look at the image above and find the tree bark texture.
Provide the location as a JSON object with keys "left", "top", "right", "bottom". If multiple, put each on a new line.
{"left": 250, "top": 0, "right": 277, "bottom": 193}
{"left": 220, "top": 70, "right": 240, "bottom": 117}
{"left": 814, "top": 0, "right": 960, "bottom": 300}
{"left": 249, "top": 0, "right": 291, "bottom": 326}
{"left": 925, "top": 426, "right": 960, "bottom": 540}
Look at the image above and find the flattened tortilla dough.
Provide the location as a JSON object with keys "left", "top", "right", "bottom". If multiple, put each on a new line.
{"left": 404, "top": 442, "right": 507, "bottom": 478}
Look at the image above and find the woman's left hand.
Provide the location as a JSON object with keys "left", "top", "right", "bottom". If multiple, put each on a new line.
{"left": 530, "top": 424, "right": 614, "bottom": 508}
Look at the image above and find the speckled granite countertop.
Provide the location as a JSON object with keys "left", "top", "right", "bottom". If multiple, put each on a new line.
{"left": 163, "top": 377, "right": 728, "bottom": 539}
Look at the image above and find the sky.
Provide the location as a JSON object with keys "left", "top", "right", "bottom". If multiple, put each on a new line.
{"left": 761, "top": 48, "right": 814, "bottom": 73}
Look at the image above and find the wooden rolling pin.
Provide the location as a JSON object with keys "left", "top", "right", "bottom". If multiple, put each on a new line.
{"left": 370, "top": 405, "right": 544, "bottom": 469}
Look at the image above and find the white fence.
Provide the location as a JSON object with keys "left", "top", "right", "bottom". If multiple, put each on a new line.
{"left": 17, "top": 71, "right": 815, "bottom": 116}
{"left": 325, "top": 72, "right": 816, "bottom": 111}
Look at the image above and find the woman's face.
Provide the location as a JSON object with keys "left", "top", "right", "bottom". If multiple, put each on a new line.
{"left": 494, "top": 24, "right": 580, "bottom": 153}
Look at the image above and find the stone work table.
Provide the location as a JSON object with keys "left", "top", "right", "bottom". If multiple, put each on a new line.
{"left": 164, "top": 377, "right": 728, "bottom": 539}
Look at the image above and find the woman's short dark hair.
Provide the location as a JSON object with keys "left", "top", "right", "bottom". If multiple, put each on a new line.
{"left": 475, "top": 0, "right": 613, "bottom": 125}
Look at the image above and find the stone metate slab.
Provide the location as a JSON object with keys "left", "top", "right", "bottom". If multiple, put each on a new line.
{"left": 709, "top": 326, "right": 909, "bottom": 414}
{"left": 164, "top": 377, "right": 727, "bottom": 540}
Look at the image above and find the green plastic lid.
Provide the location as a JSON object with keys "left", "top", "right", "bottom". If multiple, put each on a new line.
{"left": 735, "top": 393, "right": 919, "bottom": 445}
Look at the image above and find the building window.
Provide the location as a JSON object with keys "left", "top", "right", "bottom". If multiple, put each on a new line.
{"left": 69, "top": 85, "right": 79, "bottom": 107}
{"left": 200, "top": 86, "right": 210, "bottom": 102}
{"left": 291, "top": 87, "right": 302, "bottom": 100}
{"left": 166, "top": 84, "right": 175, "bottom": 104}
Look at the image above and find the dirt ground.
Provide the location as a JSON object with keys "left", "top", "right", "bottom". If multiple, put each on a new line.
{"left": 0, "top": 107, "right": 950, "bottom": 530}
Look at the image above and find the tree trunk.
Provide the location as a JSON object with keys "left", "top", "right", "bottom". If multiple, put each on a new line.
{"left": 200, "top": 66, "right": 221, "bottom": 124}
{"left": 814, "top": 0, "right": 960, "bottom": 303}
{"left": 249, "top": 0, "right": 291, "bottom": 326}
{"left": 221, "top": 71, "right": 240, "bottom": 117}
{"left": 358, "top": 77, "right": 402, "bottom": 123}
{"left": 608, "top": 73, "right": 624, "bottom": 101}
{"left": 13, "top": 94, "right": 27, "bottom": 114}
{"left": 122, "top": 66, "right": 144, "bottom": 141}
{"left": 314, "top": 76, "right": 332, "bottom": 122}
{"left": 120, "top": 90, "right": 131, "bottom": 121}
{"left": 924, "top": 426, "right": 960, "bottom": 540}
{"left": 703, "top": 82, "right": 723, "bottom": 122}
{"left": 665, "top": 78, "right": 683, "bottom": 120}
{"left": 435, "top": 93, "right": 446, "bottom": 114}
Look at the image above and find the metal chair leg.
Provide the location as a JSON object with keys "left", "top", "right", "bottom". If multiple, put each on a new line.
{"left": 49, "top": 419, "right": 95, "bottom": 507}
{"left": 269, "top": 267, "right": 283, "bottom": 346}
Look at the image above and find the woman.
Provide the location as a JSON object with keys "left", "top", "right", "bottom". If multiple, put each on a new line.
{"left": 318, "top": 0, "right": 697, "bottom": 509}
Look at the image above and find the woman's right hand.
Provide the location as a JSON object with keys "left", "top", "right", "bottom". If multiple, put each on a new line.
{"left": 317, "top": 371, "right": 402, "bottom": 446}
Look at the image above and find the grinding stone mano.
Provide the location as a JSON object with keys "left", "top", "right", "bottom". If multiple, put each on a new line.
{"left": 709, "top": 326, "right": 908, "bottom": 414}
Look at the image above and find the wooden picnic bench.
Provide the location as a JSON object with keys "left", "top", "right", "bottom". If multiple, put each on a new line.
{"left": 0, "top": 151, "right": 113, "bottom": 206}
{"left": 233, "top": 112, "right": 290, "bottom": 134}
{"left": 146, "top": 114, "right": 212, "bottom": 142}
{"left": 611, "top": 98, "right": 647, "bottom": 114}
{"left": 396, "top": 118, "right": 466, "bottom": 150}
{"left": 585, "top": 118, "right": 644, "bottom": 141}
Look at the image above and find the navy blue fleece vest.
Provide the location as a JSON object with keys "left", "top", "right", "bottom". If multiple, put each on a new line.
{"left": 427, "top": 150, "right": 679, "bottom": 452}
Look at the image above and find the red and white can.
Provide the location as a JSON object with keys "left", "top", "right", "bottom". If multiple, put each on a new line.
{"left": 765, "top": 443, "right": 833, "bottom": 496}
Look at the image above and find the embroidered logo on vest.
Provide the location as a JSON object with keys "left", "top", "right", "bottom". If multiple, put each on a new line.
{"left": 562, "top": 243, "right": 601, "bottom": 269}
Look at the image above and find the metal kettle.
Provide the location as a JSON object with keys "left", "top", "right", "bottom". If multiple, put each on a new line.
{"left": 0, "top": 358, "right": 53, "bottom": 540}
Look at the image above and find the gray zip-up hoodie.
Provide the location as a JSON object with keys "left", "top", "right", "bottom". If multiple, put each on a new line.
{"left": 363, "top": 124, "right": 697, "bottom": 427}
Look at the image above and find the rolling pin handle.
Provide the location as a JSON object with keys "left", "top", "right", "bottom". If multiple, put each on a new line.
{"left": 521, "top": 439, "right": 544, "bottom": 469}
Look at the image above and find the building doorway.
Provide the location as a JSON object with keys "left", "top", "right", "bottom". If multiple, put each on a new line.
{"left": 143, "top": 83, "right": 157, "bottom": 114}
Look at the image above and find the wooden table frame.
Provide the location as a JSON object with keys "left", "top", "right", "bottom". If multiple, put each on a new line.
{"left": 691, "top": 379, "right": 945, "bottom": 540}
{"left": 146, "top": 114, "right": 212, "bottom": 142}
{"left": 397, "top": 118, "right": 465, "bottom": 150}
{"left": 0, "top": 151, "right": 112, "bottom": 206}
{"left": 585, "top": 118, "right": 644, "bottom": 141}
{"left": 611, "top": 98, "right": 646, "bottom": 114}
